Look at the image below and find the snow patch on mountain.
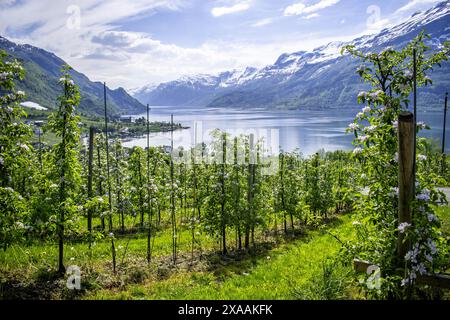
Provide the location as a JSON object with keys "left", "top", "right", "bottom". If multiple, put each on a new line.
{"left": 132, "top": 1, "right": 450, "bottom": 107}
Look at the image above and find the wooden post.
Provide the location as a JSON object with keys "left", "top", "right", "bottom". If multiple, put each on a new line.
{"left": 442, "top": 92, "right": 448, "bottom": 176}
{"left": 412, "top": 49, "right": 417, "bottom": 197}
{"left": 398, "top": 112, "right": 415, "bottom": 263}
{"left": 87, "top": 127, "right": 95, "bottom": 238}
{"left": 37, "top": 128, "right": 43, "bottom": 173}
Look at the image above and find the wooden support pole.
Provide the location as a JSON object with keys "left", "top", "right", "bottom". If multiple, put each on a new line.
{"left": 412, "top": 49, "right": 418, "bottom": 194}
{"left": 353, "top": 259, "right": 375, "bottom": 273}
{"left": 416, "top": 273, "right": 450, "bottom": 289}
{"left": 87, "top": 126, "right": 95, "bottom": 236}
{"left": 442, "top": 92, "right": 448, "bottom": 176}
{"left": 353, "top": 259, "right": 450, "bottom": 289}
{"left": 398, "top": 112, "right": 415, "bottom": 263}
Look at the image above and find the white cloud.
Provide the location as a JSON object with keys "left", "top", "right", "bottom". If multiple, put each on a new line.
{"left": 284, "top": 0, "right": 340, "bottom": 16}
{"left": 284, "top": 3, "right": 306, "bottom": 16}
{"left": 1, "top": 0, "right": 444, "bottom": 91}
{"left": 251, "top": 18, "right": 273, "bottom": 27}
{"left": 0, "top": 0, "right": 192, "bottom": 88}
{"left": 211, "top": 2, "right": 250, "bottom": 17}
{"left": 396, "top": 0, "right": 443, "bottom": 13}
{"left": 303, "top": 13, "right": 320, "bottom": 19}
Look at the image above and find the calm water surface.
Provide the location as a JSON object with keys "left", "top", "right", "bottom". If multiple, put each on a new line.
{"left": 122, "top": 106, "right": 449, "bottom": 156}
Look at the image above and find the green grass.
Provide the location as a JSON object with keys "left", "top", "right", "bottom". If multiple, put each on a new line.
{"left": 2, "top": 207, "right": 448, "bottom": 300}
{"left": 87, "top": 215, "right": 359, "bottom": 300}
{"left": 435, "top": 205, "right": 450, "bottom": 235}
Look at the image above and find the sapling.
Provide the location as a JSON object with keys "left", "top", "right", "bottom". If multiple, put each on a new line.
{"left": 47, "top": 66, "right": 82, "bottom": 273}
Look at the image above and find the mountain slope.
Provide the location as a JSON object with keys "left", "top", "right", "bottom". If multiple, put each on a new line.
{"left": 132, "top": 67, "right": 258, "bottom": 106}
{"left": 0, "top": 36, "right": 145, "bottom": 116}
{"left": 135, "top": 1, "right": 450, "bottom": 110}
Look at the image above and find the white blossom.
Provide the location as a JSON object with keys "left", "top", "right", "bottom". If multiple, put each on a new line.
{"left": 348, "top": 123, "right": 358, "bottom": 131}
{"left": 362, "top": 106, "right": 371, "bottom": 114}
{"left": 398, "top": 222, "right": 411, "bottom": 233}
{"left": 417, "top": 189, "right": 430, "bottom": 202}
{"left": 15, "top": 221, "right": 25, "bottom": 229}
{"left": 405, "top": 247, "right": 419, "bottom": 263}
{"left": 418, "top": 154, "right": 427, "bottom": 162}
{"left": 389, "top": 187, "right": 399, "bottom": 198}
{"left": 427, "top": 213, "right": 438, "bottom": 223}
{"left": 417, "top": 122, "right": 427, "bottom": 130}
{"left": 426, "top": 239, "right": 437, "bottom": 254}
{"left": 413, "top": 263, "right": 427, "bottom": 275}
{"left": 0, "top": 72, "right": 11, "bottom": 80}
{"left": 356, "top": 112, "right": 364, "bottom": 120}
{"left": 370, "top": 90, "right": 383, "bottom": 100}
{"left": 358, "top": 135, "right": 369, "bottom": 143}
{"left": 353, "top": 147, "right": 363, "bottom": 155}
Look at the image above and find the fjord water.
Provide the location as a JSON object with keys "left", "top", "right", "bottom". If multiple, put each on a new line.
{"left": 123, "top": 106, "right": 449, "bottom": 156}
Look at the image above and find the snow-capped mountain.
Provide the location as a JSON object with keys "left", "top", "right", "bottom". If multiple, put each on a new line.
{"left": 134, "top": 1, "right": 450, "bottom": 109}
{"left": 131, "top": 67, "right": 259, "bottom": 106}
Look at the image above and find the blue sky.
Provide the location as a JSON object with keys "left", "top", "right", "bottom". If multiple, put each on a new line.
{"left": 0, "top": 0, "right": 445, "bottom": 89}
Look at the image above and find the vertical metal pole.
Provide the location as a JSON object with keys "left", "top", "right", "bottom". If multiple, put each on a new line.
{"left": 146, "top": 104, "right": 152, "bottom": 263}
{"left": 221, "top": 133, "right": 227, "bottom": 255}
{"left": 104, "top": 83, "right": 113, "bottom": 232}
{"left": 170, "top": 114, "right": 176, "bottom": 264}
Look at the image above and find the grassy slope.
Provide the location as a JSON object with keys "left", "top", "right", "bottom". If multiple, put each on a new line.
{"left": 1, "top": 208, "right": 448, "bottom": 300}
{"left": 87, "top": 215, "right": 358, "bottom": 300}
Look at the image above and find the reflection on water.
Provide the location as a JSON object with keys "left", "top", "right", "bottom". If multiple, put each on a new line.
{"left": 122, "top": 106, "right": 449, "bottom": 156}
